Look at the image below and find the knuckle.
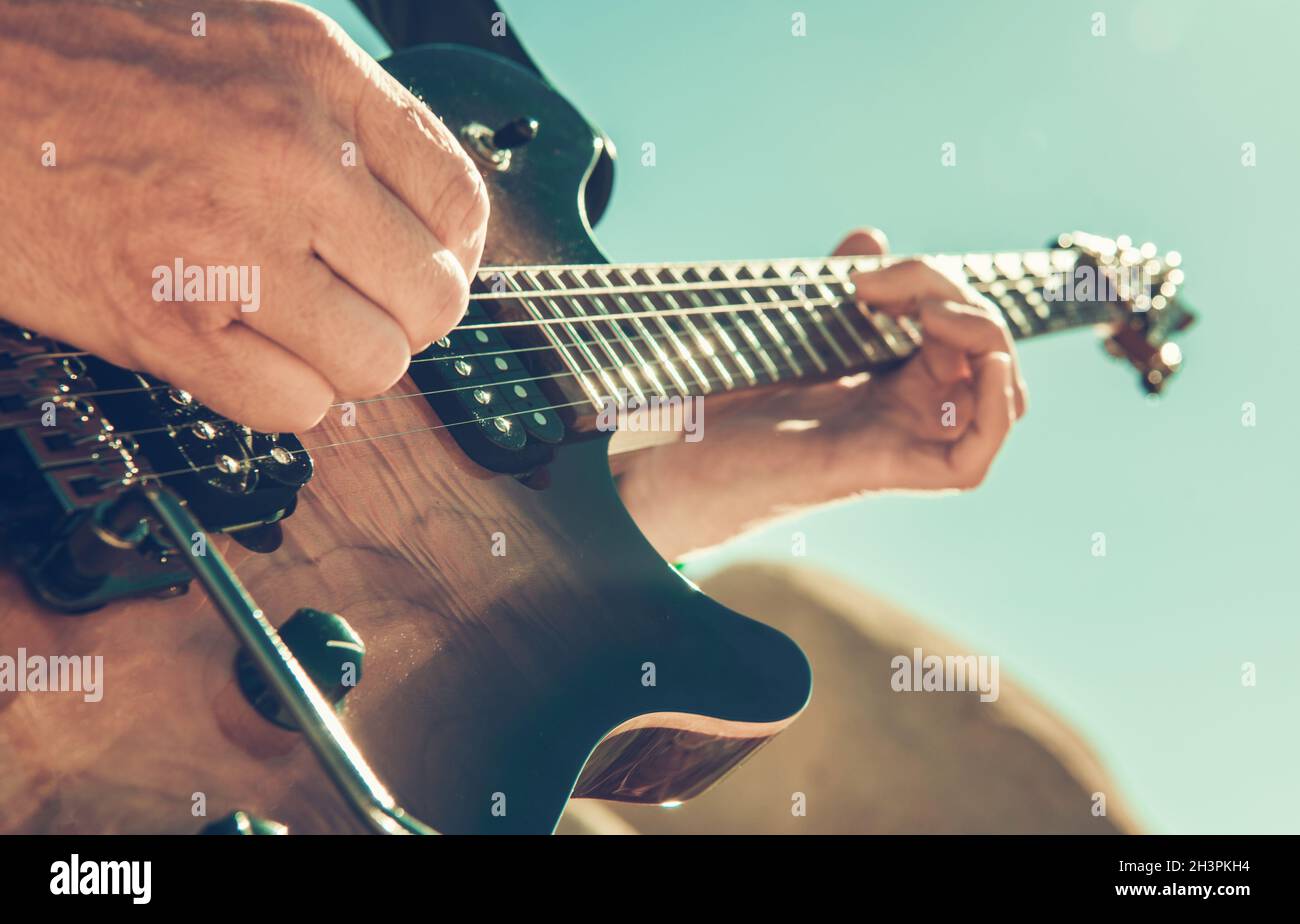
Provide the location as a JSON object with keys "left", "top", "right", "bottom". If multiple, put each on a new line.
{"left": 439, "top": 159, "right": 491, "bottom": 248}
{"left": 432, "top": 264, "right": 471, "bottom": 333}
{"left": 267, "top": 1, "right": 342, "bottom": 50}
{"left": 349, "top": 330, "right": 411, "bottom": 397}
{"left": 403, "top": 256, "right": 470, "bottom": 346}
{"left": 284, "top": 398, "right": 331, "bottom": 434}
{"left": 899, "top": 257, "right": 932, "bottom": 276}
{"left": 956, "top": 465, "right": 990, "bottom": 491}
{"left": 267, "top": 379, "right": 332, "bottom": 433}
{"left": 232, "top": 78, "right": 313, "bottom": 135}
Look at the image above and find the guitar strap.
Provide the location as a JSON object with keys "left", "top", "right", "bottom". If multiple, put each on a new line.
{"left": 354, "top": 0, "right": 543, "bottom": 75}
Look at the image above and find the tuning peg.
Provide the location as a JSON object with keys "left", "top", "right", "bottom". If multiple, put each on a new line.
{"left": 236, "top": 608, "right": 365, "bottom": 730}
{"left": 199, "top": 811, "right": 288, "bottom": 835}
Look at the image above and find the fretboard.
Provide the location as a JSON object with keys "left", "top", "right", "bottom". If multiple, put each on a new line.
{"left": 471, "top": 249, "right": 1107, "bottom": 411}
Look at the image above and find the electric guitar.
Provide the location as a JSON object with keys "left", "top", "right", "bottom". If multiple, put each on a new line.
{"left": 0, "top": 43, "right": 1194, "bottom": 834}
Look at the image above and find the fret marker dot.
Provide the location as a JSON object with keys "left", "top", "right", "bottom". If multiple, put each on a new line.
{"left": 475, "top": 330, "right": 490, "bottom": 343}
{"left": 494, "top": 357, "right": 508, "bottom": 371}
{"left": 513, "top": 385, "right": 528, "bottom": 398}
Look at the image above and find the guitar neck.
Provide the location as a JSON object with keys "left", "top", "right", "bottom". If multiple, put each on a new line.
{"left": 472, "top": 248, "right": 1107, "bottom": 409}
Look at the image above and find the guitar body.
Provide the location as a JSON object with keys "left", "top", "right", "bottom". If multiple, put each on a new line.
{"left": 0, "top": 44, "right": 811, "bottom": 835}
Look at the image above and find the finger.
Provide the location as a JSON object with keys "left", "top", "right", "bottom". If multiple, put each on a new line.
{"left": 309, "top": 166, "right": 472, "bottom": 351}
{"left": 844, "top": 254, "right": 989, "bottom": 388}
{"left": 878, "top": 298, "right": 1009, "bottom": 355}
{"left": 863, "top": 280, "right": 1027, "bottom": 418}
{"left": 947, "top": 352, "right": 1016, "bottom": 487}
{"left": 832, "top": 226, "right": 889, "bottom": 257}
{"left": 850, "top": 258, "right": 966, "bottom": 304}
{"left": 243, "top": 257, "right": 412, "bottom": 400}
{"left": 129, "top": 322, "right": 334, "bottom": 434}
{"left": 921, "top": 342, "right": 970, "bottom": 386}
{"left": 353, "top": 66, "right": 490, "bottom": 278}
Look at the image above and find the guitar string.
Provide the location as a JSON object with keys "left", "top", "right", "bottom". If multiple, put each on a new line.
{"left": 11, "top": 288, "right": 892, "bottom": 418}
{"left": 32, "top": 290, "right": 935, "bottom": 476}
{"left": 9, "top": 256, "right": 1097, "bottom": 477}
{"left": 132, "top": 394, "right": 601, "bottom": 483}
{"left": 8, "top": 280, "right": 1040, "bottom": 365}
{"left": 4, "top": 246, "right": 1133, "bottom": 485}
{"left": 11, "top": 273, "right": 1087, "bottom": 460}
{"left": 90, "top": 337, "right": 863, "bottom": 481}
{"left": 44, "top": 294, "right": 1104, "bottom": 485}
{"left": 20, "top": 302, "right": 897, "bottom": 452}
{"left": 10, "top": 269, "right": 1064, "bottom": 392}
{"left": 134, "top": 285, "right": 1100, "bottom": 485}
{"left": 20, "top": 271, "right": 1053, "bottom": 444}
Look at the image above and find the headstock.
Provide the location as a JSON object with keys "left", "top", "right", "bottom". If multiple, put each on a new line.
{"left": 1053, "top": 231, "right": 1196, "bottom": 393}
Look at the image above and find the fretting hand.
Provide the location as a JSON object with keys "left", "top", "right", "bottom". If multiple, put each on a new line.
{"left": 614, "top": 227, "right": 1027, "bottom": 559}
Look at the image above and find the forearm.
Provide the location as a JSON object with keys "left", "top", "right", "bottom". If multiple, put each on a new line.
{"left": 613, "top": 386, "right": 868, "bottom": 561}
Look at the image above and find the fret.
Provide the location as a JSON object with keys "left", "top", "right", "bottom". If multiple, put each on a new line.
{"left": 594, "top": 267, "right": 693, "bottom": 397}
{"left": 524, "top": 270, "right": 620, "bottom": 401}
{"left": 691, "top": 267, "right": 780, "bottom": 382}
{"left": 797, "top": 261, "right": 858, "bottom": 367}
{"left": 1017, "top": 276, "right": 1056, "bottom": 328}
{"left": 757, "top": 265, "right": 831, "bottom": 373}
{"left": 469, "top": 242, "right": 1146, "bottom": 416}
{"left": 814, "top": 260, "right": 890, "bottom": 365}
{"left": 986, "top": 253, "right": 1045, "bottom": 337}
{"left": 844, "top": 258, "right": 917, "bottom": 359}
{"left": 666, "top": 266, "right": 759, "bottom": 386}
{"left": 1021, "top": 250, "right": 1052, "bottom": 280}
{"left": 643, "top": 268, "right": 735, "bottom": 390}
{"left": 993, "top": 252, "right": 1025, "bottom": 282}
{"left": 969, "top": 255, "right": 1035, "bottom": 337}
{"left": 1001, "top": 293, "right": 1036, "bottom": 338}
{"left": 615, "top": 268, "right": 712, "bottom": 395}
{"left": 722, "top": 265, "right": 805, "bottom": 377}
{"left": 552, "top": 269, "right": 645, "bottom": 401}
{"left": 774, "top": 263, "right": 852, "bottom": 367}
{"left": 963, "top": 253, "right": 997, "bottom": 284}
{"left": 501, "top": 272, "right": 604, "bottom": 407}
{"left": 570, "top": 268, "right": 653, "bottom": 401}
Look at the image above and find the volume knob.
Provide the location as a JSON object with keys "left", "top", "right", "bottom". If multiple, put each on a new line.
{"left": 235, "top": 608, "right": 365, "bottom": 730}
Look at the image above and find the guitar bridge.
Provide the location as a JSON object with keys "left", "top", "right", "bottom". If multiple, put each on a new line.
{"left": 0, "top": 323, "right": 314, "bottom": 612}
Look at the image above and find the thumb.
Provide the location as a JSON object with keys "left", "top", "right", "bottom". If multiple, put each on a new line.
{"left": 832, "top": 226, "right": 889, "bottom": 258}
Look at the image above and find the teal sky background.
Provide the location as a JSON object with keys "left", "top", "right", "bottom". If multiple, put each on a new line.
{"left": 316, "top": 0, "right": 1298, "bottom": 833}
